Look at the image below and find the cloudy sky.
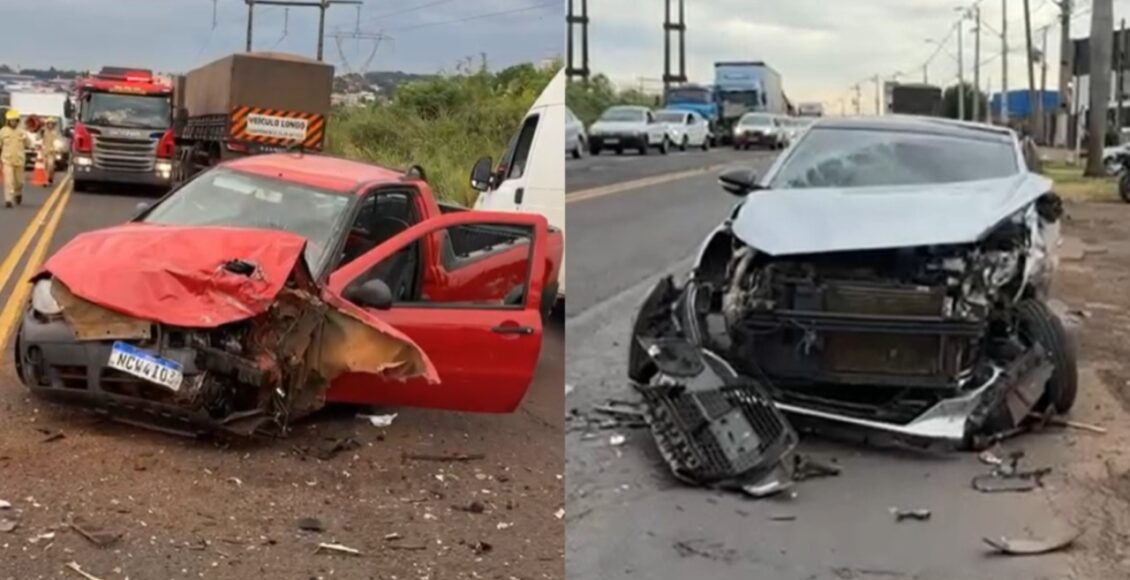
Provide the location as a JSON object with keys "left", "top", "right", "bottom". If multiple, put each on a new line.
{"left": 581, "top": 0, "right": 1130, "bottom": 112}
{"left": 3, "top": 0, "right": 561, "bottom": 74}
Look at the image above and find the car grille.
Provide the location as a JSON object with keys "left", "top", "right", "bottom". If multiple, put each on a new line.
{"left": 93, "top": 135, "right": 157, "bottom": 173}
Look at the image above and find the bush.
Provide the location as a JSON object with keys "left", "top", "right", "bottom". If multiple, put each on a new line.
{"left": 326, "top": 60, "right": 560, "bottom": 206}
{"left": 566, "top": 74, "right": 658, "bottom": 126}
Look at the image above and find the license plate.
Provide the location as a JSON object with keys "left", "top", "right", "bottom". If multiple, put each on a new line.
{"left": 604, "top": 138, "right": 620, "bottom": 144}
{"left": 107, "top": 341, "right": 183, "bottom": 392}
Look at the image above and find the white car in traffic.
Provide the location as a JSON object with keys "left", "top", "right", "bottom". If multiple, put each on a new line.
{"left": 654, "top": 109, "right": 711, "bottom": 151}
{"left": 588, "top": 106, "right": 671, "bottom": 156}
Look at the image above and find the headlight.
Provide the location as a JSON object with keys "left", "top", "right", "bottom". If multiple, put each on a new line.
{"left": 31, "top": 279, "right": 62, "bottom": 316}
{"left": 54, "top": 138, "right": 64, "bottom": 150}
{"left": 156, "top": 161, "right": 172, "bottom": 173}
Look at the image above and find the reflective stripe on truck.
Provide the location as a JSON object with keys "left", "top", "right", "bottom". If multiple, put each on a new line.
{"left": 228, "top": 106, "right": 325, "bottom": 149}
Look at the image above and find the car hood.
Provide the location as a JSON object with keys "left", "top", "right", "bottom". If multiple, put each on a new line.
{"left": 731, "top": 172, "right": 1053, "bottom": 256}
{"left": 40, "top": 223, "right": 439, "bottom": 382}
{"left": 591, "top": 121, "right": 645, "bottom": 133}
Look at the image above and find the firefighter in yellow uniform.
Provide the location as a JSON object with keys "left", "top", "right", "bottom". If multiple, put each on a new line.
{"left": 40, "top": 118, "right": 60, "bottom": 186}
{"left": 0, "top": 109, "right": 30, "bottom": 208}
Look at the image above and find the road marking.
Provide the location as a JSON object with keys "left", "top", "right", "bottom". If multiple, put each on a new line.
{"left": 566, "top": 162, "right": 740, "bottom": 204}
{"left": 0, "top": 178, "right": 69, "bottom": 300}
{"left": 0, "top": 177, "right": 73, "bottom": 351}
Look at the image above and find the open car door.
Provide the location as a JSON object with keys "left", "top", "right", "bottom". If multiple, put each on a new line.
{"left": 324, "top": 211, "right": 548, "bottom": 413}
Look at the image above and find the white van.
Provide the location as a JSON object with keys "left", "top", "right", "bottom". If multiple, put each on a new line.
{"left": 470, "top": 68, "right": 566, "bottom": 305}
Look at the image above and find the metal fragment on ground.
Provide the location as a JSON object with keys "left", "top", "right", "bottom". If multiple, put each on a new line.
{"left": 358, "top": 413, "right": 398, "bottom": 428}
{"left": 982, "top": 528, "right": 1082, "bottom": 555}
{"left": 68, "top": 517, "right": 122, "bottom": 547}
{"left": 64, "top": 562, "right": 105, "bottom": 580}
{"left": 296, "top": 517, "right": 325, "bottom": 532}
{"left": 792, "top": 455, "right": 842, "bottom": 481}
{"left": 892, "top": 508, "right": 931, "bottom": 522}
{"left": 971, "top": 450, "right": 1052, "bottom": 493}
{"left": 0, "top": 519, "right": 17, "bottom": 533}
{"left": 315, "top": 542, "right": 361, "bottom": 555}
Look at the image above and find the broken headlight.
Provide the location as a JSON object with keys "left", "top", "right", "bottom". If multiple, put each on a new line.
{"left": 31, "top": 279, "right": 62, "bottom": 316}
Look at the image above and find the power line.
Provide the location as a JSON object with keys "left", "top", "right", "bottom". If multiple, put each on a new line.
{"left": 391, "top": 1, "right": 557, "bottom": 33}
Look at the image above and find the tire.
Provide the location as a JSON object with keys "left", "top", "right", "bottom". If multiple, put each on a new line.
{"left": 571, "top": 143, "right": 582, "bottom": 159}
{"left": 1120, "top": 172, "right": 1130, "bottom": 203}
{"left": 615, "top": 146, "right": 624, "bottom": 155}
{"left": 660, "top": 138, "right": 670, "bottom": 155}
{"left": 680, "top": 136, "right": 688, "bottom": 151}
{"left": 590, "top": 142, "right": 602, "bottom": 156}
{"left": 638, "top": 141, "right": 648, "bottom": 155}
{"left": 702, "top": 137, "right": 710, "bottom": 151}
{"left": 1016, "top": 299, "right": 1078, "bottom": 413}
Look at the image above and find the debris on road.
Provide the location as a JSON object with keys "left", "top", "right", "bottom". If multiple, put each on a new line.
{"left": 792, "top": 455, "right": 842, "bottom": 481}
{"left": 555, "top": 507, "right": 566, "bottom": 519}
{"left": 0, "top": 519, "right": 18, "bottom": 533}
{"left": 314, "top": 542, "right": 361, "bottom": 556}
{"left": 982, "top": 527, "right": 1082, "bottom": 555}
{"left": 770, "top": 514, "right": 797, "bottom": 522}
{"left": 296, "top": 517, "right": 325, "bottom": 532}
{"left": 359, "top": 413, "right": 398, "bottom": 428}
{"left": 1028, "top": 412, "right": 1108, "bottom": 434}
{"left": 971, "top": 450, "right": 1052, "bottom": 493}
{"left": 37, "top": 428, "right": 65, "bottom": 443}
{"left": 29, "top": 531, "right": 56, "bottom": 544}
{"left": 402, "top": 452, "right": 485, "bottom": 462}
{"left": 317, "top": 436, "right": 361, "bottom": 460}
{"left": 0, "top": 499, "right": 10, "bottom": 509}
{"left": 891, "top": 508, "right": 932, "bottom": 522}
{"left": 68, "top": 517, "right": 122, "bottom": 547}
{"left": 609, "top": 433, "right": 626, "bottom": 446}
{"left": 566, "top": 383, "right": 575, "bottom": 396}
{"left": 64, "top": 562, "right": 105, "bottom": 580}
{"left": 472, "top": 540, "right": 493, "bottom": 555}
{"left": 454, "top": 501, "right": 486, "bottom": 514}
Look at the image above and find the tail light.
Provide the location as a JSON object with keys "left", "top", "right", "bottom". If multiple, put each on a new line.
{"left": 73, "top": 123, "right": 92, "bottom": 154}
{"left": 156, "top": 129, "right": 174, "bottom": 159}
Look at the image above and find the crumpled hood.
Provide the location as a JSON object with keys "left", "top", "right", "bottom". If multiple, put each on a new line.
{"left": 731, "top": 172, "right": 1053, "bottom": 256}
{"left": 591, "top": 120, "right": 645, "bottom": 134}
{"left": 42, "top": 224, "right": 311, "bottom": 327}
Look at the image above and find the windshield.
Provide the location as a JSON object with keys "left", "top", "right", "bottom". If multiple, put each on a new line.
{"left": 81, "top": 92, "right": 170, "bottom": 129}
{"left": 655, "top": 111, "right": 686, "bottom": 123}
{"left": 720, "top": 90, "right": 761, "bottom": 108}
{"left": 666, "top": 87, "right": 711, "bottom": 104}
{"left": 142, "top": 168, "right": 353, "bottom": 273}
{"left": 770, "top": 128, "right": 1019, "bottom": 189}
{"left": 739, "top": 114, "right": 772, "bottom": 127}
{"left": 600, "top": 108, "right": 645, "bottom": 122}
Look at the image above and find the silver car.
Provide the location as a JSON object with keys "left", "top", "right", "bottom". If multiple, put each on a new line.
{"left": 566, "top": 106, "right": 587, "bottom": 159}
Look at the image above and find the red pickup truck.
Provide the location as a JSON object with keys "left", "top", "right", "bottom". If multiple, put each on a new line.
{"left": 15, "top": 153, "right": 564, "bottom": 436}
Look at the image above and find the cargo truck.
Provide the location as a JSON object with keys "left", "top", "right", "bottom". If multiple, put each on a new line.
{"left": 714, "top": 61, "right": 787, "bottom": 143}
{"left": 664, "top": 83, "right": 719, "bottom": 143}
{"left": 66, "top": 67, "right": 174, "bottom": 190}
{"left": 170, "top": 51, "right": 334, "bottom": 185}
{"left": 888, "top": 83, "right": 943, "bottom": 117}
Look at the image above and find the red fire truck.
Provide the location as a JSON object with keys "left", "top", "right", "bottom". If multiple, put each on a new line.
{"left": 66, "top": 67, "right": 174, "bottom": 190}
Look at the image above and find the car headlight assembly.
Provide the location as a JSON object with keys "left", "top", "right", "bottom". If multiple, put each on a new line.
{"left": 54, "top": 138, "right": 65, "bottom": 151}
{"left": 31, "top": 279, "right": 63, "bottom": 316}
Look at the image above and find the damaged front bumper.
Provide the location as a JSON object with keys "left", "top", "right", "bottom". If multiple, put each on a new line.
{"left": 629, "top": 276, "right": 1055, "bottom": 449}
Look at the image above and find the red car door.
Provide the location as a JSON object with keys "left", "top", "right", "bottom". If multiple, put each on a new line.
{"left": 323, "top": 211, "right": 547, "bottom": 413}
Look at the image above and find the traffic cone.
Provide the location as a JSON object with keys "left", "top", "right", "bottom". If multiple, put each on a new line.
{"left": 30, "top": 152, "right": 47, "bottom": 187}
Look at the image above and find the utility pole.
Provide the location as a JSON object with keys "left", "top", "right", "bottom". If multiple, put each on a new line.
{"left": 662, "top": 0, "right": 688, "bottom": 95}
{"left": 973, "top": 4, "right": 981, "bottom": 121}
{"left": 1024, "top": 0, "right": 1037, "bottom": 134}
{"left": 1039, "top": 26, "right": 1049, "bottom": 142}
{"left": 958, "top": 18, "right": 965, "bottom": 120}
{"left": 1085, "top": 0, "right": 1114, "bottom": 176}
{"left": 854, "top": 84, "right": 862, "bottom": 115}
{"left": 874, "top": 75, "right": 882, "bottom": 116}
{"left": 1118, "top": 19, "right": 1126, "bottom": 134}
{"left": 923, "top": 64, "right": 928, "bottom": 84}
{"left": 244, "top": 0, "right": 361, "bottom": 61}
{"left": 1002, "top": 0, "right": 1009, "bottom": 124}
{"left": 1056, "top": 0, "right": 1073, "bottom": 147}
{"left": 566, "top": 0, "right": 590, "bottom": 81}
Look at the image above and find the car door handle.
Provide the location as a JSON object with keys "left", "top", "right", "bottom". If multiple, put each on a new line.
{"left": 492, "top": 325, "right": 534, "bottom": 335}
{"left": 514, "top": 187, "right": 525, "bottom": 205}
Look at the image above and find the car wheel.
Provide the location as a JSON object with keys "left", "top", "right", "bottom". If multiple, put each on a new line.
{"left": 571, "top": 142, "right": 583, "bottom": 159}
{"left": 658, "top": 138, "right": 669, "bottom": 155}
{"left": 638, "top": 141, "right": 648, "bottom": 155}
{"left": 1121, "top": 172, "right": 1130, "bottom": 202}
{"left": 733, "top": 143, "right": 742, "bottom": 150}
{"left": 590, "top": 143, "right": 602, "bottom": 156}
{"left": 1016, "top": 299, "right": 1078, "bottom": 414}
{"left": 680, "top": 136, "right": 688, "bottom": 151}
{"left": 702, "top": 137, "right": 710, "bottom": 151}
{"left": 1105, "top": 156, "right": 1121, "bottom": 176}
{"left": 615, "top": 146, "right": 624, "bottom": 155}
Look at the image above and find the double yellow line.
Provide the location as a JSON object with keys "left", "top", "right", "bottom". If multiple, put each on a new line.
{"left": 0, "top": 176, "right": 74, "bottom": 352}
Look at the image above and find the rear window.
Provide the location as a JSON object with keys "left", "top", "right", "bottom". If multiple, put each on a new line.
{"left": 770, "top": 127, "right": 1019, "bottom": 189}
{"left": 600, "top": 108, "right": 645, "bottom": 122}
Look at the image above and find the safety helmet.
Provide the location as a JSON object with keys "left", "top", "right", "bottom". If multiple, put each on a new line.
{"left": 4, "top": 109, "right": 18, "bottom": 121}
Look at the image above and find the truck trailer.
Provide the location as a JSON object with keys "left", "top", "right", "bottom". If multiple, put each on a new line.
{"left": 67, "top": 67, "right": 174, "bottom": 190}
{"left": 171, "top": 51, "right": 334, "bottom": 185}
{"left": 888, "top": 83, "right": 943, "bottom": 117}
{"left": 713, "top": 61, "right": 787, "bottom": 143}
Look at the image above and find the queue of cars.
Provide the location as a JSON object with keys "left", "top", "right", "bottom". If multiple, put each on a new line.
{"left": 566, "top": 104, "right": 811, "bottom": 158}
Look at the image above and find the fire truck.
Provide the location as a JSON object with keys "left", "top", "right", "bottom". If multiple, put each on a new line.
{"left": 66, "top": 67, "right": 174, "bottom": 190}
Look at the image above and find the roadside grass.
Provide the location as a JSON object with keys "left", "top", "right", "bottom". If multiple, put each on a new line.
{"left": 567, "top": 75, "right": 658, "bottom": 126}
{"left": 327, "top": 61, "right": 560, "bottom": 206}
{"left": 1044, "top": 161, "right": 1119, "bottom": 203}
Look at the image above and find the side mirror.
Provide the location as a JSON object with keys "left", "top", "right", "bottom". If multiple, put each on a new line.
{"left": 718, "top": 168, "right": 762, "bottom": 197}
{"left": 470, "top": 156, "right": 493, "bottom": 192}
{"left": 134, "top": 201, "right": 151, "bottom": 214}
{"left": 63, "top": 99, "right": 74, "bottom": 119}
{"left": 345, "top": 279, "right": 393, "bottom": 310}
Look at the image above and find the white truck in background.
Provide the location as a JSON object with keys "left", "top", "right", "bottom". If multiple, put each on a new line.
{"left": 9, "top": 91, "right": 71, "bottom": 169}
{"left": 469, "top": 68, "right": 566, "bottom": 314}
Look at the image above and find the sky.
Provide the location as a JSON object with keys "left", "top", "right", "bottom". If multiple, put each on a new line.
{"left": 1, "top": 0, "right": 561, "bottom": 75}
{"left": 578, "top": 0, "right": 1130, "bottom": 113}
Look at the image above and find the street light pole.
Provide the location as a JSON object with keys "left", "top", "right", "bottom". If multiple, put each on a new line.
{"left": 973, "top": 4, "right": 981, "bottom": 121}
{"left": 958, "top": 18, "right": 965, "bottom": 121}
{"left": 1002, "top": 0, "right": 1009, "bottom": 124}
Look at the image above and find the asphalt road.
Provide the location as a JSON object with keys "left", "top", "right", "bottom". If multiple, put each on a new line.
{"left": 0, "top": 173, "right": 565, "bottom": 579}
{"left": 566, "top": 147, "right": 762, "bottom": 193}
{"left": 563, "top": 161, "right": 1108, "bottom": 579}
